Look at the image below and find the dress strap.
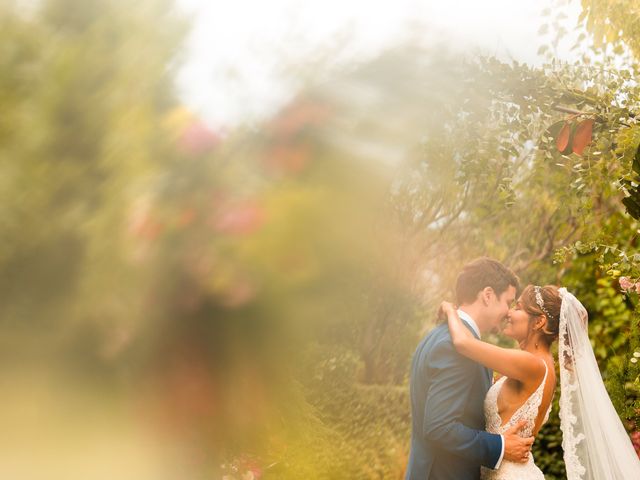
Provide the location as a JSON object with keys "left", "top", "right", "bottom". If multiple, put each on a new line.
{"left": 537, "top": 359, "right": 548, "bottom": 389}
{"left": 531, "top": 359, "right": 549, "bottom": 414}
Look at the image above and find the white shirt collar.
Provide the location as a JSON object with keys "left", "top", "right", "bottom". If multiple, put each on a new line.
{"left": 457, "top": 309, "right": 481, "bottom": 338}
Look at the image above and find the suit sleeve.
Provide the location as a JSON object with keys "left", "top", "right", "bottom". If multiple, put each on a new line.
{"left": 422, "top": 339, "right": 503, "bottom": 468}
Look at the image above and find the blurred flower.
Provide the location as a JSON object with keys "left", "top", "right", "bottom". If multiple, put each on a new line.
{"left": 619, "top": 276, "right": 634, "bottom": 291}
{"left": 212, "top": 200, "right": 265, "bottom": 235}
{"left": 631, "top": 430, "right": 640, "bottom": 457}
{"left": 264, "top": 143, "right": 310, "bottom": 174}
{"left": 220, "top": 455, "right": 263, "bottom": 480}
{"left": 178, "top": 120, "right": 220, "bottom": 155}
{"left": 177, "top": 207, "right": 197, "bottom": 227}
{"left": 270, "top": 99, "right": 330, "bottom": 138}
{"left": 220, "top": 279, "right": 256, "bottom": 309}
{"left": 128, "top": 197, "right": 160, "bottom": 239}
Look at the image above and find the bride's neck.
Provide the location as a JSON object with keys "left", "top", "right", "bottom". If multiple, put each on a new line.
{"left": 519, "top": 339, "right": 550, "bottom": 355}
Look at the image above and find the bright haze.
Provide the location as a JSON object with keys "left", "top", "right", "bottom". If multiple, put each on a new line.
{"left": 176, "top": 0, "right": 582, "bottom": 128}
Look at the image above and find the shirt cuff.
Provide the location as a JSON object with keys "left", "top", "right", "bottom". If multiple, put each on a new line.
{"left": 494, "top": 435, "right": 505, "bottom": 469}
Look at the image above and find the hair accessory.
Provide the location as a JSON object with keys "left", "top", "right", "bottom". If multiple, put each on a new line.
{"left": 534, "top": 285, "right": 554, "bottom": 321}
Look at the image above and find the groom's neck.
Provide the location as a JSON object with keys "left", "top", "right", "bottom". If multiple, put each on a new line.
{"left": 458, "top": 304, "right": 488, "bottom": 335}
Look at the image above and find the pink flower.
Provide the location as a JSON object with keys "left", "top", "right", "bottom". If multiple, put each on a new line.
{"left": 631, "top": 431, "right": 640, "bottom": 456}
{"left": 178, "top": 121, "right": 220, "bottom": 155}
{"left": 619, "top": 276, "right": 634, "bottom": 291}
{"left": 212, "top": 200, "right": 265, "bottom": 235}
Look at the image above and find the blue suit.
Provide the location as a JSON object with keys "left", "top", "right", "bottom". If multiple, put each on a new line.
{"left": 405, "top": 321, "right": 502, "bottom": 480}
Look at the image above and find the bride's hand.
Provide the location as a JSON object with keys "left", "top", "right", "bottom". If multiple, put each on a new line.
{"left": 438, "top": 301, "right": 457, "bottom": 321}
{"left": 440, "top": 301, "right": 456, "bottom": 315}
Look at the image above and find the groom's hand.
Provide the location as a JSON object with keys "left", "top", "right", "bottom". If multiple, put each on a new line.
{"left": 502, "top": 420, "right": 534, "bottom": 464}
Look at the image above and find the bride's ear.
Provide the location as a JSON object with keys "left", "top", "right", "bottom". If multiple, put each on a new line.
{"left": 535, "top": 315, "right": 548, "bottom": 331}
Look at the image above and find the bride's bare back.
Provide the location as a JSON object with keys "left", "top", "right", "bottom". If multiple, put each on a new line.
{"left": 496, "top": 357, "right": 556, "bottom": 436}
{"left": 482, "top": 359, "right": 555, "bottom": 479}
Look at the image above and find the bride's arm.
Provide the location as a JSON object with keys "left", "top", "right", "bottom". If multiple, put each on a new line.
{"left": 441, "top": 301, "right": 545, "bottom": 384}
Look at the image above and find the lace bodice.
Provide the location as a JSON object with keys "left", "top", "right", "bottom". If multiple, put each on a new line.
{"left": 485, "top": 361, "right": 551, "bottom": 436}
{"left": 481, "top": 361, "right": 551, "bottom": 480}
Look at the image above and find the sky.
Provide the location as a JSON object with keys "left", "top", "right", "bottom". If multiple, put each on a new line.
{"left": 175, "top": 0, "right": 582, "bottom": 129}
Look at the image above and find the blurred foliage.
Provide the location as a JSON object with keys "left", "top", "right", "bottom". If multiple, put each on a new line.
{"left": 532, "top": 395, "right": 566, "bottom": 479}
{"left": 579, "top": 0, "right": 640, "bottom": 58}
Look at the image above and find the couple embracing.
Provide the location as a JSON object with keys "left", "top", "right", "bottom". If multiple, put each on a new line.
{"left": 405, "top": 257, "right": 640, "bottom": 479}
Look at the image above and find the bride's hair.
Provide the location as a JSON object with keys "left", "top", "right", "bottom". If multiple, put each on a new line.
{"left": 520, "top": 284, "right": 561, "bottom": 345}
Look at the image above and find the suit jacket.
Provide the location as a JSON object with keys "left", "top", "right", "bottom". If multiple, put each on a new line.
{"left": 405, "top": 321, "right": 502, "bottom": 480}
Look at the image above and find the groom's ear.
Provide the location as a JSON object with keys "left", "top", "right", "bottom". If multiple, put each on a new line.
{"left": 480, "top": 287, "right": 494, "bottom": 305}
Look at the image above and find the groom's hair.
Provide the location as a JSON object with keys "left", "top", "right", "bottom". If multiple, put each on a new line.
{"left": 455, "top": 257, "right": 519, "bottom": 305}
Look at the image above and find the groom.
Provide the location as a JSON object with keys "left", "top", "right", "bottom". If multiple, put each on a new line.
{"left": 405, "top": 257, "right": 534, "bottom": 479}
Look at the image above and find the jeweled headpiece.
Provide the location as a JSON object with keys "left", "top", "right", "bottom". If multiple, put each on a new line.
{"left": 534, "top": 285, "right": 554, "bottom": 320}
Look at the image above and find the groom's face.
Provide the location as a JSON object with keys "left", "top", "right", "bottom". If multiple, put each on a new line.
{"left": 486, "top": 285, "right": 517, "bottom": 332}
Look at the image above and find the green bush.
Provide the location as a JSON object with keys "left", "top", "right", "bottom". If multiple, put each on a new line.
{"left": 290, "top": 344, "right": 410, "bottom": 479}
{"left": 305, "top": 381, "right": 411, "bottom": 479}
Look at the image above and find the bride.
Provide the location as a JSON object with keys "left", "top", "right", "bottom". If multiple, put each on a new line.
{"left": 441, "top": 285, "right": 640, "bottom": 479}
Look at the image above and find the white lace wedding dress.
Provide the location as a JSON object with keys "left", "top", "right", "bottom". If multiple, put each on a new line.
{"left": 481, "top": 362, "right": 551, "bottom": 480}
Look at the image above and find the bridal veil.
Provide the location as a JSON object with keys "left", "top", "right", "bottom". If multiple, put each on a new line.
{"left": 558, "top": 288, "right": 640, "bottom": 479}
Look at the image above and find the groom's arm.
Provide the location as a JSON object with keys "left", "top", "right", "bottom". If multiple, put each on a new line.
{"left": 422, "top": 339, "right": 503, "bottom": 469}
